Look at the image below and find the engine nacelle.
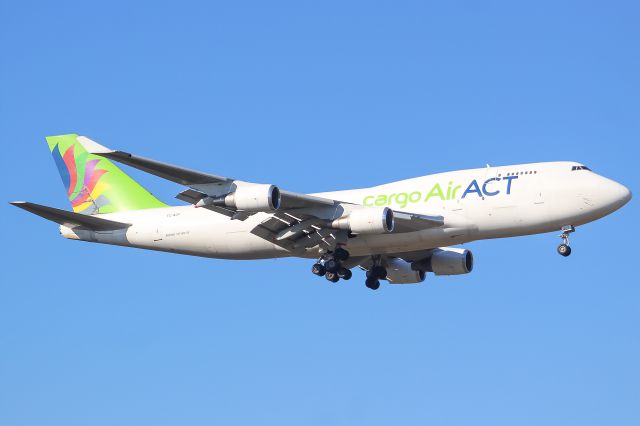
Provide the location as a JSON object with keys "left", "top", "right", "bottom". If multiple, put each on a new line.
{"left": 227, "top": 183, "right": 281, "bottom": 211}
{"left": 197, "top": 183, "right": 281, "bottom": 211}
{"left": 386, "top": 257, "right": 426, "bottom": 284}
{"left": 413, "top": 247, "right": 473, "bottom": 276}
{"left": 331, "top": 207, "right": 394, "bottom": 234}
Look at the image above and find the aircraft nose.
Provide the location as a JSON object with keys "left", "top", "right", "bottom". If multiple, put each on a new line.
{"left": 603, "top": 178, "right": 632, "bottom": 211}
{"left": 614, "top": 181, "right": 632, "bottom": 205}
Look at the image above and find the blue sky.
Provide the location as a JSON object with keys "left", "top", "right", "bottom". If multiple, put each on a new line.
{"left": 1, "top": 1, "right": 638, "bottom": 425}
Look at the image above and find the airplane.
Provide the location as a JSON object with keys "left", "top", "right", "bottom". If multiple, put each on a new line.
{"left": 11, "top": 134, "right": 632, "bottom": 290}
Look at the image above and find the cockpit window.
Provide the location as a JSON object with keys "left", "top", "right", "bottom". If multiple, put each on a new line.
{"left": 571, "top": 165, "right": 591, "bottom": 171}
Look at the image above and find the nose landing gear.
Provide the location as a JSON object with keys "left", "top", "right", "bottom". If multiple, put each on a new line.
{"left": 557, "top": 225, "right": 575, "bottom": 257}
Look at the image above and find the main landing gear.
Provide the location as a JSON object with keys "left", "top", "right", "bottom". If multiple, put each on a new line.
{"left": 311, "top": 247, "right": 352, "bottom": 283}
{"left": 557, "top": 225, "right": 575, "bottom": 257}
{"left": 310, "top": 249, "right": 387, "bottom": 291}
{"left": 364, "top": 260, "right": 387, "bottom": 291}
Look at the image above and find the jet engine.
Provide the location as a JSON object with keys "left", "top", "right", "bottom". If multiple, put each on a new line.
{"left": 412, "top": 247, "right": 474, "bottom": 276}
{"left": 227, "top": 183, "right": 281, "bottom": 211}
{"left": 197, "top": 183, "right": 281, "bottom": 211}
{"left": 331, "top": 207, "right": 394, "bottom": 234}
{"left": 386, "top": 257, "right": 426, "bottom": 284}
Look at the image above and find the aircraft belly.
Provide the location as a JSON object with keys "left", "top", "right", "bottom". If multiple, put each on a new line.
{"left": 155, "top": 210, "right": 286, "bottom": 259}
{"left": 217, "top": 231, "right": 289, "bottom": 259}
{"left": 92, "top": 206, "right": 280, "bottom": 259}
{"left": 461, "top": 180, "right": 561, "bottom": 239}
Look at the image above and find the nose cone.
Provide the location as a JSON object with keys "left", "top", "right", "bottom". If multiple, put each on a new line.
{"left": 602, "top": 178, "right": 632, "bottom": 212}
{"left": 552, "top": 170, "right": 630, "bottom": 226}
{"left": 617, "top": 182, "right": 632, "bottom": 205}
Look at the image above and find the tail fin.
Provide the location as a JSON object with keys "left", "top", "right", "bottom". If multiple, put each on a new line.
{"left": 47, "top": 134, "right": 167, "bottom": 214}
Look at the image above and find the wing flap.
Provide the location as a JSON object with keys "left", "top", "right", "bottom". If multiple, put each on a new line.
{"left": 250, "top": 211, "right": 347, "bottom": 252}
{"left": 175, "top": 188, "right": 207, "bottom": 204}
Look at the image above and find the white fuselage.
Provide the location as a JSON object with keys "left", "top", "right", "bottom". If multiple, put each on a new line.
{"left": 61, "top": 161, "right": 631, "bottom": 259}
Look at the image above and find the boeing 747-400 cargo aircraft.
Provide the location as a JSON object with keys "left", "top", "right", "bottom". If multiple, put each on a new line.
{"left": 12, "top": 134, "right": 632, "bottom": 290}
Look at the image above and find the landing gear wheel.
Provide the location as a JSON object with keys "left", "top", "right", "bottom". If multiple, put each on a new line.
{"left": 311, "top": 263, "right": 326, "bottom": 276}
{"left": 557, "top": 244, "right": 572, "bottom": 257}
{"left": 370, "top": 266, "right": 387, "bottom": 280}
{"left": 325, "top": 271, "right": 340, "bottom": 283}
{"left": 338, "top": 268, "right": 352, "bottom": 280}
{"left": 557, "top": 226, "right": 575, "bottom": 258}
{"left": 324, "top": 259, "right": 341, "bottom": 273}
{"left": 333, "top": 248, "right": 350, "bottom": 261}
{"left": 365, "top": 277, "right": 380, "bottom": 290}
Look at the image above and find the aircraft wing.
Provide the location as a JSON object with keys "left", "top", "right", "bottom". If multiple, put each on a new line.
{"left": 249, "top": 210, "right": 443, "bottom": 252}
{"left": 77, "top": 136, "right": 336, "bottom": 210}
{"left": 78, "top": 136, "right": 443, "bottom": 251}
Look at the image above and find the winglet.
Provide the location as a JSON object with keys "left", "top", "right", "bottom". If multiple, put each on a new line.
{"left": 76, "top": 136, "right": 114, "bottom": 154}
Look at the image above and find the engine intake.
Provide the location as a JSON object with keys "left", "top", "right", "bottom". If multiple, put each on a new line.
{"left": 331, "top": 207, "right": 394, "bottom": 234}
{"left": 412, "top": 247, "right": 473, "bottom": 276}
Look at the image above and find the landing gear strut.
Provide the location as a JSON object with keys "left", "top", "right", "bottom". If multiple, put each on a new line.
{"left": 333, "top": 247, "right": 350, "bottom": 261}
{"left": 324, "top": 259, "right": 341, "bottom": 273}
{"left": 310, "top": 248, "right": 351, "bottom": 283}
{"left": 557, "top": 225, "right": 575, "bottom": 257}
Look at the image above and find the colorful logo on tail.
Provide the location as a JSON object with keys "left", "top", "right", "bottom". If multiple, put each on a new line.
{"left": 46, "top": 134, "right": 167, "bottom": 214}
{"left": 51, "top": 142, "right": 111, "bottom": 214}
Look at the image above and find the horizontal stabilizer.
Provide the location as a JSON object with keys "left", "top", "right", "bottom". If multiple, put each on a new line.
{"left": 10, "top": 201, "right": 130, "bottom": 231}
